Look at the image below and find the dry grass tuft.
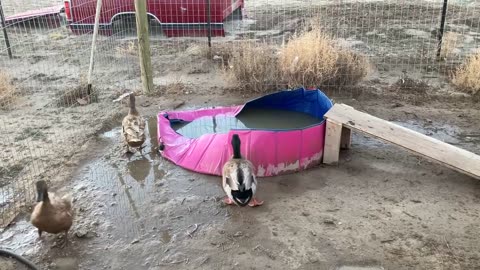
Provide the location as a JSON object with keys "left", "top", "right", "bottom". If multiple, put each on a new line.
{"left": 204, "top": 41, "right": 255, "bottom": 67}
{"left": 49, "top": 31, "right": 67, "bottom": 40}
{"left": 389, "top": 76, "right": 431, "bottom": 105}
{"left": 185, "top": 44, "right": 208, "bottom": 57}
{"left": 452, "top": 52, "right": 480, "bottom": 96}
{"left": 215, "top": 24, "right": 369, "bottom": 92}
{"left": 439, "top": 32, "right": 458, "bottom": 60}
{"left": 326, "top": 50, "right": 370, "bottom": 87}
{"left": 0, "top": 71, "right": 17, "bottom": 110}
{"left": 115, "top": 41, "right": 137, "bottom": 57}
{"left": 279, "top": 28, "right": 338, "bottom": 88}
{"left": 390, "top": 77, "right": 430, "bottom": 95}
{"left": 224, "top": 42, "right": 281, "bottom": 93}
{"left": 279, "top": 26, "right": 369, "bottom": 89}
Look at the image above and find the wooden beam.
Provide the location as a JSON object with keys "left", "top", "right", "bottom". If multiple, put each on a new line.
{"left": 87, "top": 0, "right": 102, "bottom": 93}
{"left": 324, "top": 103, "right": 480, "bottom": 180}
{"left": 134, "top": 0, "right": 153, "bottom": 94}
{"left": 340, "top": 127, "right": 352, "bottom": 149}
{"left": 323, "top": 119, "right": 343, "bottom": 164}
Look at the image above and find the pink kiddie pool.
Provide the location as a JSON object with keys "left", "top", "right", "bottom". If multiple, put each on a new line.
{"left": 157, "top": 87, "right": 333, "bottom": 177}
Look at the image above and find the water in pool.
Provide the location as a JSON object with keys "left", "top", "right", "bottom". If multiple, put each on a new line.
{"left": 171, "top": 108, "right": 323, "bottom": 139}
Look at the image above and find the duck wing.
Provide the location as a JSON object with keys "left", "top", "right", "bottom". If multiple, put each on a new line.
{"left": 123, "top": 116, "right": 146, "bottom": 142}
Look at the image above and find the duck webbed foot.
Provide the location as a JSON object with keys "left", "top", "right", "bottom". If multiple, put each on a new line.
{"left": 223, "top": 196, "right": 234, "bottom": 205}
{"left": 248, "top": 197, "right": 264, "bottom": 207}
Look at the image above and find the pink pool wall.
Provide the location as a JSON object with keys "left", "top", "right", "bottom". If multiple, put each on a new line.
{"left": 157, "top": 105, "right": 327, "bottom": 177}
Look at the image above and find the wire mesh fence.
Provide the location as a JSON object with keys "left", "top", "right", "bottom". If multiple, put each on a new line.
{"left": 0, "top": 0, "right": 141, "bottom": 226}
{"left": 1, "top": 0, "right": 479, "bottom": 227}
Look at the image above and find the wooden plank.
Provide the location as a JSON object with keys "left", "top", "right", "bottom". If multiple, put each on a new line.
{"left": 87, "top": 0, "right": 102, "bottom": 92}
{"left": 340, "top": 127, "right": 352, "bottom": 149}
{"left": 324, "top": 104, "right": 480, "bottom": 180}
{"left": 323, "top": 119, "right": 343, "bottom": 164}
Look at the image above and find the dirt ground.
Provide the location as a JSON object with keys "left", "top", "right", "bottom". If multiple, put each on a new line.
{"left": 1, "top": 0, "right": 480, "bottom": 269}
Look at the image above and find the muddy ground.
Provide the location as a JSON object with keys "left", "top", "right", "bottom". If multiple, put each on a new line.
{"left": 1, "top": 0, "right": 480, "bottom": 269}
{"left": 4, "top": 95, "right": 480, "bottom": 270}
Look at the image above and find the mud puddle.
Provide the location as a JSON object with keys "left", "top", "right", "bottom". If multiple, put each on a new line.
{"left": 0, "top": 219, "right": 39, "bottom": 256}
{"left": 0, "top": 116, "right": 230, "bottom": 269}
{"left": 66, "top": 116, "right": 230, "bottom": 268}
{"left": 77, "top": 117, "right": 227, "bottom": 235}
{"left": 336, "top": 267, "right": 384, "bottom": 270}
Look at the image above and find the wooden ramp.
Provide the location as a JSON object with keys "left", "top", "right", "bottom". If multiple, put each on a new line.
{"left": 323, "top": 103, "right": 480, "bottom": 180}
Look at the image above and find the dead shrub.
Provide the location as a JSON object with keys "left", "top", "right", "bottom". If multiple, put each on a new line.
{"left": 279, "top": 26, "right": 369, "bottom": 89}
{"left": 0, "top": 71, "right": 17, "bottom": 110}
{"left": 325, "top": 50, "right": 370, "bottom": 87}
{"left": 452, "top": 52, "right": 480, "bottom": 96}
{"left": 49, "top": 31, "right": 67, "bottom": 41}
{"left": 115, "top": 41, "right": 137, "bottom": 57}
{"left": 391, "top": 77, "right": 430, "bottom": 94}
{"left": 205, "top": 41, "right": 255, "bottom": 67}
{"left": 224, "top": 42, "right": 280, "bottom": 93}
{"left": 279, "top": 29, "right": 337, "bottom": 88}
{"left": 389, "top": 76, "right": 430, "bottom": 105}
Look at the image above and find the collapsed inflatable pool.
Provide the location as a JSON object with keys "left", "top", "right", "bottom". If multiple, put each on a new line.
{"left": 157, "top": 87, "right": 333, "bottom": 177}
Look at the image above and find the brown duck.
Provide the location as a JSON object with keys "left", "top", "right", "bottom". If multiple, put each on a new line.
{"left": 30, "top": 180, "right": 73, "bottom": 247}
{"left": 122, "top": 93, "right": 146, "bottom": 154}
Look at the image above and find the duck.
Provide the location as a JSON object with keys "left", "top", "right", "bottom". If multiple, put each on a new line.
{"left": 30, "top": 180, "right": 73, "bottom": 247}
{"left": 222, "top": 134, "right": 263, "bottom": 207}
{"left": 122, "top": 93, "right": 146, "bottom": 155}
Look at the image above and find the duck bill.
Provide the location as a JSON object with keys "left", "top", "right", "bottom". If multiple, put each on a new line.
{"left": 233, "top": 197, "right": 252, "bottom": 207}
{"left": 36, "top": 190, "right": 44, "bottom": 202}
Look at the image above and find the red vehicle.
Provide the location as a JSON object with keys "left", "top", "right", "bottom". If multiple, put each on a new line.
{"left": 63, "top": 0, "right": 244, "bottom": 37}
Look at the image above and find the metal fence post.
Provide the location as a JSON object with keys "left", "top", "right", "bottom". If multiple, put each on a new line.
{"left": 0, "top": 0, "right": 13, "bottom": 59}
{"left": 207, "top": 0, "right": 212, "bottom": 48}
{"left": 436, "top": 0, "right": 448, "bottom": 59}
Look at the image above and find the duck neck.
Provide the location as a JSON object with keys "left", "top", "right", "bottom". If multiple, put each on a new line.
{"left": 129, "top": 94, "right": 139, "bottom": 115}
{"left": 232, "top": 135, "right": 242, "bottom": 159}
{"left": 232, "top": 144, "right": 241, "bottom": 159}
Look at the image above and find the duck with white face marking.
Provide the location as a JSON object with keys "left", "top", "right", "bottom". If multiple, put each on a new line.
{"left": 222, "top": 134, "right": 263, "bottom": 207}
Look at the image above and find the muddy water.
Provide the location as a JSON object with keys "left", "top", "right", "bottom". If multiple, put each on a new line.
{"left": 0, "top": 116, "right": 228, "bottom": 269}
{"left": 336, "top": 267, "right": 384, "bottom": 270}
{"left": 61, "top": 116, "right": 232, "bottom": 269}
{"left": 172, "top": 108, "right": 323, "bottom": 139}
{"left": 75, "top": 117, "right": 227, "bottom": 242}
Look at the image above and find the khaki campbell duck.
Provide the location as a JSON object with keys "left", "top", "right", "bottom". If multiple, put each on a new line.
{"left": 30, "top": 180, "right": 73, "bottom": 247}
{"left": 122, "top": 93, "right": 146, "bottom": 155}
{"left": 222, "top": 134, "right": 263, "bottom": 207}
